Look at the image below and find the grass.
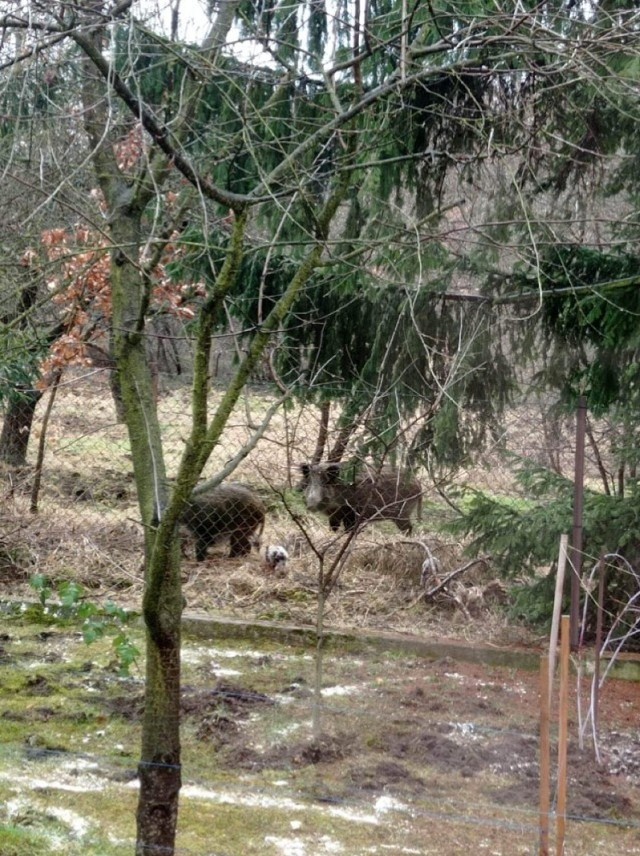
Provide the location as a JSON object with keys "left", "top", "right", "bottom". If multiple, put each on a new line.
{"left": 1, "top": 610, "right": 639, "bottom": 855}
{"left": 0, "top": 824, "right": 57, "bottom": 856}
{"left": 1, "top": 381, "right": 639, "bottom": 853}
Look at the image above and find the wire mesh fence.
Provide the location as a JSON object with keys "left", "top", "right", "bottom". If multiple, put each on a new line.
{"left": 1, "top": 360, "right": 312, "bottom": 589}
{"left": 1, "top": 357, "right": 640, "bottom": 856}
{"left": 0, "top": 357, "right": 463, "bottom": 627}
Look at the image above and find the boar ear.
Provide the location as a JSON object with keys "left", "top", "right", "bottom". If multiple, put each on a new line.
{"left": 299, "top": 463, "right": 310, "bottom": 477}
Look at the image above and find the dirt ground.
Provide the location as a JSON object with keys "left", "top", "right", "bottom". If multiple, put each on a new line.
{"left": 1, "top": 380, "right": 639, "bottom": 852}
{"left": 1, "top": 524, "right": 640, "bottom": 854}
{"left": 1, "top": 618, "right": 639, "bottom": 855}
{"left": 175, "top": 654, "right": 640, "bottom": 819}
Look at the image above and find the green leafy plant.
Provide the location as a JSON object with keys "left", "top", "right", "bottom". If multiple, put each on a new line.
{"left": 30, "top": 572, "right": 52, "bottom": 606}
{"left": 28, "top": 575, "right": 140, "bottom": 675}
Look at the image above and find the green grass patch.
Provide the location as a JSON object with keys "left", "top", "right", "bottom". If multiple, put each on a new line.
{"left": 0, "top": 823, "right": 53, "bottom": 856}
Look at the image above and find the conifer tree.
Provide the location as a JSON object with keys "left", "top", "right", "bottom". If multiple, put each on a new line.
{"left": 3, "top": 2, "right": 640, "bottom": 852}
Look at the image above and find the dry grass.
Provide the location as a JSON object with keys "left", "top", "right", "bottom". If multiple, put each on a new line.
{"left": 0, "top": 370, "right": 545, "bottom": 647}
{"left": 0, "top": 488, "right": 531, "bottom": 647}
{"left": 2, "top": 373, "right": 639, "bottom": 856}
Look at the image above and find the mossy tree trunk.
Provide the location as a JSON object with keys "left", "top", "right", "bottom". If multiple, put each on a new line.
{"left": 72, "top": 3, "right": 355, "bottom": 850}
{"left": 108, "top": 209, "right": 184, "bottom": 852}
{"left": 77, "top": 20, "right": 186, "bottom": 847}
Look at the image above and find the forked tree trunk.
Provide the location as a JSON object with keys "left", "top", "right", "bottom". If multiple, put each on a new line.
{"left": 107, "top": 210, "right": 183, "bottom": 854}
{"left": 76, "top": 10, "right": 355, "bottom": 842}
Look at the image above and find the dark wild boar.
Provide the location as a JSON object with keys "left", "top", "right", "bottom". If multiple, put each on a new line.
{"left": 300, "top": 462, "right": 422, "bottom": 534}
{"left": 182, "top": 484, "right": 266, "bottom": 560}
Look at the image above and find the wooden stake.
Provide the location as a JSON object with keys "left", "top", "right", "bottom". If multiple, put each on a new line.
{"left": 549, "top": 534, "right": 568, "bottom": 699}
{"left": 556, "top": 615, "right": 570, "bottom": 856}
{"left": 539, "top": 655, "right": 551, "bottom": 856}
{"left": 593, "top": 560, "right": 607, "bottom": 740}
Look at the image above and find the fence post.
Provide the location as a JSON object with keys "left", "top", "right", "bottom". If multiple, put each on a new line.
{"left": 556, "top": 615, "right": 571, "bottom": 855}
{"left": 570, "top": 396, "right": 586, "bottom": 650}
{"left": 593, "top": 559, "right": 607, "bottom": 749}
{"left": 539, "top": 654, "right": 551, "bottom": 856}
{"left": 549, "top": 534, "right": 568, "bottom": 699}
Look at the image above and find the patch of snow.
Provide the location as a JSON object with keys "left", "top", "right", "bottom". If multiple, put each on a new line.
{"left": 82, "top": 728, "right": 107, "bottom": 743}
{"left": 449, "top": 722, "right": 482, "bottom": 741}
{"left": 63, "top": 757, "right": 100, "bottom": 772}
{"left": 374, "top": 795, "right": 408, "bottom": 814}
{"left": 6, "top": 796, "right": 30, "bottom": 819}
{"left": 264, "top": 834, "right": 344, "bottom": 855}
{"left": 321, "top": 685, "right": 359, "bottom": 697}
{"left": 378, "top": 847, "right": 422, "bottom": 854}
{"left": 264, "top": 835, "right": 306, "bottom": 856}
{"left": 6, "top": 796, "right": 93, "bottom": 851}
{"left": 0, "top": 769, "right": 105, "bottom": 794}
{"left": 321, "top": 839, "right": 344, "bottom": 853}
{"left": 0, "top": 756, "right": 107, "bottom": 796}
{"left": 182, "top": 645, "right": 312, "bottom": 664}
{"left": 178, "top": 784, "right": 305, "bottom": 811}
{"left": 172, "top": 783, "right": 407, "bottom": 828}
{"left": 212, "top": 667, "right": 243, "bottom": 677}
{"left": 326, "top": 805, "right": 379, "bottom": 825}
{"left": 48, "top": 806, "right": 91, "bottom": 838}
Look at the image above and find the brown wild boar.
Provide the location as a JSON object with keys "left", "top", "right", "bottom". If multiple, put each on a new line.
{"left": 300, "top": 462, "right": 422, "bottom": 534}
{"left": 182, "top": 484, "right": 266, "bottom": 560}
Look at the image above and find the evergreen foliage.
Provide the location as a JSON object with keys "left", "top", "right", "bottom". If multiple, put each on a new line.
{"left": 0, "top": 330, "right": 48, "bottom": 405}
{"left": 144, "top": 1, "right": 640, "bottom": 471}
{"left": 448, "top": 456, "right": 640, "bottom": 630}
{"left": 533, "top": 246, "right": 640, "bottom": 415}
{"left": 446, "top": 240, "right": 640, "bottom": 628}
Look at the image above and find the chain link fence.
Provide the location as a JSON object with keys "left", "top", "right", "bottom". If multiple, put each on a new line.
{"left": 1, "top": 344, "right": 474, "bottom": 632}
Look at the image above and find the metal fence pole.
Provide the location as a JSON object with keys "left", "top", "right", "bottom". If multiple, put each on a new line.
{"left": 570, "top": 396, "right": 586, "bottom": 650}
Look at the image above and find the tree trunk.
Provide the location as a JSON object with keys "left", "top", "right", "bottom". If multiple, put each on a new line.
{"left": 74, "top": 11, "right": 355, "bottom": 844}
{"left": 0, "top": 389, "right": 41, "bottom": 467}
{"left": 136, "top": 545, "right": 183, "bottom": 855}
{"left": 312, "top": 581, "right": 326, "bottom": 739}
{"left": 0, "top": 259, "right": 45, "bottom": 468}
{"left": 30, "top": 371, "right": 62, "bottom": 511}
{"left": 327, "top": 420, "right": 356, "bottom": 463}
{"left": 108, "top": 210, "right": 183, "bottom": 854}
{"left": 312, "top": 401, "right": 330, "bottom": 464}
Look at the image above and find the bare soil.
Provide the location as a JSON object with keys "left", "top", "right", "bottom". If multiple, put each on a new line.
{"left": 1, "top": 621, "right": 639, "bottom": 854}
{"left": 0, "top": 378, "right": 639, "bottom": 853}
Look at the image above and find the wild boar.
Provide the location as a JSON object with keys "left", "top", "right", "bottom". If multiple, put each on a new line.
{"left": 300, "top": 462, "right": 421, "bottom": 534}
{"left": 182, "top": 484, "right": 266, "bottom": 560}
